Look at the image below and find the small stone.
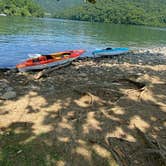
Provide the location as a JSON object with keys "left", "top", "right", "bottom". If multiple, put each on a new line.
{"left": 134, "top": 160, "right": 139, "bottom": 164}
{"left": 6, "top": 87, "right": 13, "bottom": 91}
{"left": 83, "top": 77, "right": 89, "bottom": 81}
{"left": 136, "top": 73, "right": 143, "bottom": 76}
{"left": 49, "top": 85, "right": 55, "bottom": 91}
{"left": 2, "top": 91, "right": 16, "bottom": 100}
{"left": 79, "top": 73, "right": 87, "bottom": 77}
{"left": 0, "top": 82, "right": 8, "bottom": 89}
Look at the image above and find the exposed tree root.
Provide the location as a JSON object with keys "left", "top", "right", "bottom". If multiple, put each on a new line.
{"left": 112, "top": 78, "right": 146, "bottom": 90}
{"left": 106, "top": 137, "right": 131, "bottom": 166}
{"left": 134, "top": 127, "right": 166, "bottom": 166}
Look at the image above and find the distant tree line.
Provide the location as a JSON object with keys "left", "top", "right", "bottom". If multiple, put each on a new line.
{"left": 0, "top": 0, "right": 44, "bottom": 17}
{"left": 54, "top": 0, "right": 166, "bottom": 27}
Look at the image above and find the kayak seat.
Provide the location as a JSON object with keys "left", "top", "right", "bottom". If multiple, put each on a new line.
{"left": 39, "top": 56, "right": 46, "bottom": 61}
{"left": 46, "top": 55, "right": 53, "bottom": 60}
{"left": 106, "top": 48, "right": 113, "bottom": 50}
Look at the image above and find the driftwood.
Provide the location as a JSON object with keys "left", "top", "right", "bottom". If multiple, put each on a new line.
{"left": 34, "top": 62, "right": 71, "bottom": 79}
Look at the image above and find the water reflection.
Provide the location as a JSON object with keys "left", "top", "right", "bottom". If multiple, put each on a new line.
{"left": 0, "top": 17, "right": 166, "bottom": 67}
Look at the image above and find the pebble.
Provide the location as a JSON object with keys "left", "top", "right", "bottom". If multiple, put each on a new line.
{"left": 89, "top": 47, "right": 166, "bottom": 67}
{"left": 2, "top": 91, "right": 16, "bottom": 100}
{"left": 79, "top": 73, "right": 87, "bottom": 77}
{"left": 0, "top": 80, "right": 16, "bottom": 100}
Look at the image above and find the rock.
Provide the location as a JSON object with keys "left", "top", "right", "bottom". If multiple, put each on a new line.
{"left": 6, "top": 87, "right": 13, "bottom": 91}
{"left": 5, "top": 68, "right": 18, "bottom": 75}
{"left": 79, "top": 73, "right": 87, "bottom": 77}
{"left": 82, "top": 77, "right": 89, "bottom": 81}
{"left": 0, "top": 83, "right": 8, "bottom": 90}
{"left": 0, "top": 79, "right": 8, "bottom": 84}
{"left": 0, "top": 79, "right": 16, "bottom": 100}
{"left": 49, "top": 85, "right": 55, "bottom": 91}
{"left": 30, "top": 85, "right": 40, "bottom": 90}
{"left": 2, "top": 91, "right": 16, "bottom": 100}
{"left": 0, "top": 81, "right": 9, "bottom": 91}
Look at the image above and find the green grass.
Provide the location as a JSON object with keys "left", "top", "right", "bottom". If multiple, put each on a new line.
{"left": 0, "top": 131, "right": 60, "bottom": 166}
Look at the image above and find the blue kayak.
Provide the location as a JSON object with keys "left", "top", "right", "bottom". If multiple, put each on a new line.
{"left": 92, "top": 47, "right": 129, "bottom": 57}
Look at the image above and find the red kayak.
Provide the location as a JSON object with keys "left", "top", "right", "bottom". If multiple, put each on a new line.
{"left": 16, "top": 49, "right": 85, "bottom": 72}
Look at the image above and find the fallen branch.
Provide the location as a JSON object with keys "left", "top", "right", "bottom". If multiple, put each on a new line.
{"left": 34, "top": 62, "right": 71, "bottom": 79}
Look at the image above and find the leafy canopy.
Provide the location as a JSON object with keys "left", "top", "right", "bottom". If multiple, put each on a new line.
{"left": 54, "top": 0, "right": 166, "bottom": 27}
{"left": 0, "top": 0, "right": 44, "bottom": 17}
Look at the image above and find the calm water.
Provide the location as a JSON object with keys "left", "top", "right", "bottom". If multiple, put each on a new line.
{"left": 0, "top": 17, "right": 166, "bottom": 68}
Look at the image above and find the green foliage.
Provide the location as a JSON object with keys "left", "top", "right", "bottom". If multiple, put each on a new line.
{"left": 54, "top": 0, "right": 166, "bottom": 27}
{"left": 0, "top": 0, "right": 44, "bottom": 17}
{"left": 0, "top": 129, "right": 60, "bottom": 165}
{"left": 35, "top": 0, "right": 83, "bottom": 13}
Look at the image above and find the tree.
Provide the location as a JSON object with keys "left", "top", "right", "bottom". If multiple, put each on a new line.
{"left": 0, "top": 0, "right": 44, "bottom": 17}
{"left": 54, "top": 0, "right": 166, "bottom": 27}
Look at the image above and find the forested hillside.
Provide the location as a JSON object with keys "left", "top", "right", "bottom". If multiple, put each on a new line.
{"left": 35, "top": 0, "right": 83, "bottom": 13}
{"left": 1, "top": 0, "right": 166, "bottom": 26}
{"left": 0, "top": 0, "right": 44, "bottom": 17}
{"left": 54, "top": 0, "right": 166, "bottom": 27}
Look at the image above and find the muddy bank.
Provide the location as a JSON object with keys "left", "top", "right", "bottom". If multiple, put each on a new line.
{"left": 0, "top": 47, "right": 166, "bottom": 165}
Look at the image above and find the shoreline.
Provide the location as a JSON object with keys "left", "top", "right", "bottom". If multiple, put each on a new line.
{"left": 0, "top": 46, "right": 166, "bottom": 70}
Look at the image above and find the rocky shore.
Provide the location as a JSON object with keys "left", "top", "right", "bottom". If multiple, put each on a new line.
{"left": 0, "top": 47, "right": 166, "bottom": 165}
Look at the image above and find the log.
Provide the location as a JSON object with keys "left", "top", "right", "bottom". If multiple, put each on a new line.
{"left": 34, "top": 62, "right": 71, "bottom": 79}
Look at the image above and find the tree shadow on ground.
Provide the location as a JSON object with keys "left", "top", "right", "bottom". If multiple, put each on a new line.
{"left": 0, "top": 51, "right": 166, "bottom": 165}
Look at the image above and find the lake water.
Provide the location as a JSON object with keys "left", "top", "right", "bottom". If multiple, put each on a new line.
{"left": 0, "top": 17, "right": 166, "bottom": 68}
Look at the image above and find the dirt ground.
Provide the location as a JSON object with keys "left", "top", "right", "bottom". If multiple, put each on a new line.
{"left": 0, "top": 51, "right": 166, "bottom": 166}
